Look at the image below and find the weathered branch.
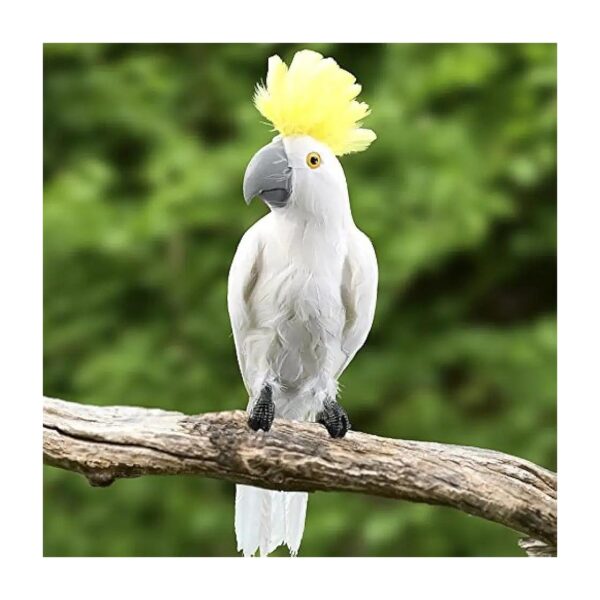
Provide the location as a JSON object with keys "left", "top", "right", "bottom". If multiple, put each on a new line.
{"left": 43, "top": 397, "right": 557, "bottom": 555}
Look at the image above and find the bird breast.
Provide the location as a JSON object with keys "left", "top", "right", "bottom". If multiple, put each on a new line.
{"left": 249, "top": 230, "right": 346, "bottom": 387}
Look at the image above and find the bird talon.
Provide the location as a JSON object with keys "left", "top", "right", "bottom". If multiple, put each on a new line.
{"left": 248, "top": 384, "right": 275, "bottom": 432}
{"left": 317, "top": 399, "right": 351, "bottom": 438}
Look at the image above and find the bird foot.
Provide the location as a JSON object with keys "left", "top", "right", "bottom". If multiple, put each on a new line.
{"left": 317, "top": 399, "right": 351, "bottom": 438}
{"left": 248, "top": 384, "right": 275, "bottom": 432}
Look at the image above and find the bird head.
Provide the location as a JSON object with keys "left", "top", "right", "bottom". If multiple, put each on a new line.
{"left": 243, "top": 50, "right": 376, "bottom": 219}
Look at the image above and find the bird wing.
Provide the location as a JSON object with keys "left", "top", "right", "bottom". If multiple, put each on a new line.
{"left": 227, "top": 219, "right": 264, "bottom": 394}
{"left": 335, "top": 229, "right": 379, "bottom": 378}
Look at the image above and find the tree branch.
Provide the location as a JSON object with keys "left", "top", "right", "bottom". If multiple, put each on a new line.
{"left": 43, "top": 397, "right": 557, "bottom": 556}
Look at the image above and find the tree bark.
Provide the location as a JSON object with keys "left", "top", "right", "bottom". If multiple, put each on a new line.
{"left": 43, "top": 396, "right": 557, "bottom": 556}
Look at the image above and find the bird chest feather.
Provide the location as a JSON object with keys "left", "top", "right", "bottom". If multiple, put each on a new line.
{"left": 249, "top": 222, "right": 347, "bottom": 387}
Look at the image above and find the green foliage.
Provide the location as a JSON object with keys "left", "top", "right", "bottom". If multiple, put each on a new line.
{"left": 43, "top": 43, "right": 556, "bottom": 556}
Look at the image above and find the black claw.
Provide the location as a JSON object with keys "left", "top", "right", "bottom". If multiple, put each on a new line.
{"left": 317, "top": 399, "right": 351, "bottom": 438}
{"left": 248, "top": 384, "right": 275, "bottom": 432}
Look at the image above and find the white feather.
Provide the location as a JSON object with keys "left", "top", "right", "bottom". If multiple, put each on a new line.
{"left": 284, "top": 491, "right": 308, "bottom": 556}
{"left": 235, "top": 485, "right": 308, "bottom": 557}
{"left": 235, "top": 484, "right": 262, "bottom": 556}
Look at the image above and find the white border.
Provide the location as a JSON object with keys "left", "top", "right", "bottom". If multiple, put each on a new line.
{"left": 3, "top": 0, "right": 599, "bottom": 597}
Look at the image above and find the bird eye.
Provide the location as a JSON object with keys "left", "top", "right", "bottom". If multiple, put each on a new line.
{"left": 306, "top": 152, "right": 321, "bottom": 169}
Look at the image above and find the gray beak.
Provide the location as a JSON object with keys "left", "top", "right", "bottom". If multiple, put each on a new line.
{"left": 243, "top": 138, "right": 292, "bottom": 208}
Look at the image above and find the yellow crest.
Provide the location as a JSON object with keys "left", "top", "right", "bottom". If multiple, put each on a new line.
{"left": 254, "top": 50, "right": 376, "bottom": 156}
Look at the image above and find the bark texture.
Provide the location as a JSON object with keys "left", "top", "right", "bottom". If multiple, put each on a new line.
{"left": 43, "top": 397, "right": 557, "bottom": 554}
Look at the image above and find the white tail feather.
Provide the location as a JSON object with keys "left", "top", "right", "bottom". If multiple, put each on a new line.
{"left": 284, "top": 491, "right": 308, "bottom": 556}
{"left": 235, "top": 484, "right": 308, "bottom": 556}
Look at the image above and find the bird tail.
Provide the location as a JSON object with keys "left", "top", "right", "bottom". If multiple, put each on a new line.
{"left": 235, "top": 484, "right": 308, "bottom": 557}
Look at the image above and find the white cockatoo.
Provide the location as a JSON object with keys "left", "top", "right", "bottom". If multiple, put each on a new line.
{"left": 228, "top": 49, "right": 378, "bottom": 557}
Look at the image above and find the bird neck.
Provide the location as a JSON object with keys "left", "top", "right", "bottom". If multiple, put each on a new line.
{"left": 275, "top": 185, "right": 354, "bottom": 232}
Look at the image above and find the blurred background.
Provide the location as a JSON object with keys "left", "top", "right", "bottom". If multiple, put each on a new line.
{"left": 43, "top": 43, "right": 556, "bottom": 556}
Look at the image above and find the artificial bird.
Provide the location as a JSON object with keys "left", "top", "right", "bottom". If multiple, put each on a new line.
{"left": 227, "top": 49, "right": 378, "bottom": 556}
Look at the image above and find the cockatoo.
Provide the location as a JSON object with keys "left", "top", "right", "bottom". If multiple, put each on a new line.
{"left": 228, "top": 49, "right": 378, "bottom": 557}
